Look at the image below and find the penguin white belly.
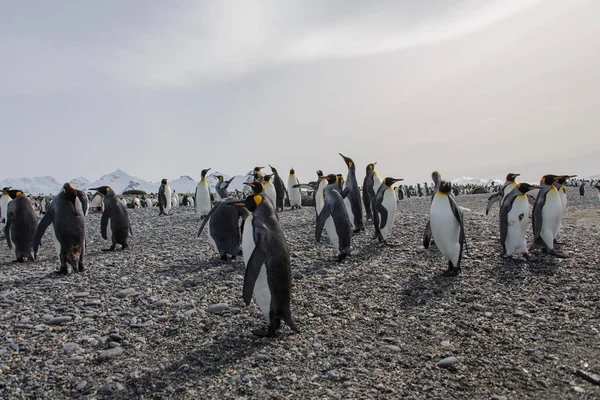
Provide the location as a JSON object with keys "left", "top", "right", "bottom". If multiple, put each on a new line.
{"left": 242, "top": 215, "right": 254, "bottom": 266}
{"left": 505, "top": 195, "right": 529, "bottom": 256}
{"left": 343, "top": 196, "right": 355, "bottom": 230}
{"left": 288, "top": 178, "right": 301, "bottom": 207}
{"left": 196, "top": 183, "right": 211, "bottom": 216}
{"left": 541, "top": 190, "right": 562, "bottom": 249}
{"left": 188, "top": 198, "right": 195, "bottom": 207}
{"left": 559, "top": 190, "right": 567, "bottom": 214}
{"left": 107, "top": 218, "right": 113, "bottom": 241}
{"left": 207, "top": 222, "right": 218, "bottom": 252}
{"left": 254, "top": 265, "right": 271, "bottom": 323}
{"left": 0, "top": 196, "right": 11, "bottom": 224}
{"left": 164, "top": 187, "right": 172, "bottom": 214}
{"left": 121, "top": 198, "right": 127, "bottom": 207}
{"left": 324, "top": 215, "right": 339, "bottom": 250}
{"left": 597, "top": 190, "right": 600, "bottom": 203}
{"left": 315, "top": 182, "right": 326, "bottom": 215}
{"left": 430, "top": 195, "right": 461, "bottom": 266}
{"left": 373, "top": 175, "right": 382, "bottom": 194}
{"left": 380, "top": 190, "right": 397, "bottom": 240}
{"left": 264, "top": 184, "right": 276, "bottom": 208}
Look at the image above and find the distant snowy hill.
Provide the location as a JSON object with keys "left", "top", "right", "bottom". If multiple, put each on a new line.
{"left": 451, "top": 176, "right": 503, "bottom": 186}
{"left": 85, "top": 169, "right": 157, "bottom": 194}
{"left": 0, "top": 176, "right": 93, "bottom": 195}
{"left": 170, "top": 176, "right": 198, "bottom": 194}
{"left": 70, "top": 177, "right": 91, "bottom": 189}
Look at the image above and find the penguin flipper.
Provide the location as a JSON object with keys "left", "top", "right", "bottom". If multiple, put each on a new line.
{"left": 197, "top": 202, "right": 222, "bottom": 237}
{"left": 33, "top": 209, "right": 54, "bottom": 255}
{"left": 375, "top": 195, "right": 387, "bottom": 229}
{"left": 243, "top": 233, "right": 269, "bottom": 306}
{"left": 423, "top": 220, "right": 432, "bottom": 249}
{"left": 4, "top": 211, "right": 13, "bottom": 250}
{"left": 315, "top": 207, "right": 331, "bottom": 243}
{"left": 448, "top": 195, "right": 467, "bottom": 259}
{"left": 485, "top": 192, "right": 501, "bottom": 215}
{"left": 76, "top": 190, "right": 89, "bottom": 216}
{"left": 532, "top": 192, "right": 546, "bottom": 242}
{"left": 100, "top": 204, "right": 110, "bottom": 240}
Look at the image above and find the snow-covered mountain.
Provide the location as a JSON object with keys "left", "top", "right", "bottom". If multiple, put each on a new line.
{"left": 0, "top": 176, "right": 93, "bottom": 195}
{"left": 85, "top": 169, "right": 157, "bottom": 194}
{"left": 451, "top": 176, "right": 504, "bottom": 186}
{"left": 70, "top": 177, "right": 91, "bottom": 189}
{"left": 170, "top": 176, "right": 198, "bottom": 194}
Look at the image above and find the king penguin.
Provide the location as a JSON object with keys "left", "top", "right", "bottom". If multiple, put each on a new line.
{"left": 316, "top": 174, "right": 352, "bottom": 262}
{"left": 262, "top": 174, "right": 278, "bottom": 207}
{"left": 287, "top": 168, "right": 302, "bottom": 209}
{"left": 33, "top": 183, "right": 86, "bottom": 274}
{"left": 595, "top": 181, "right": 600, "bottom": 202}
{"left": 486, "top": 173, "right": 520, "bottom": 215}
{"left": 4, "top": 189, "right": 37, "bottom": 262}
{"left": 195, "top": 168, "right": 212, "bottom": 218}
{"left": 423, "top": 171, "right": 442, "bottom": 249}
{"left": 268, "top": 165, "right": 287, "bottom": 212}
{"left": 89, "top": 186, "right": 132, "bottom": 251}
{"left": 235, "top": 194, "right": 299, "bottom": 337}
{"left": 530, "top": 175, "right": 567, "bottom": 256}
{"left": 500, "top": 183, "right": 540, "bottom": 259}
{"left": 0, "top": 187, "right": 12, "bottom": 224}
{"left": 373, "top": 177, "right": 404, "bottom": 244}
{"left": 430, "top": 181, "right": 466, "bottom": 277}
{"left": 362, "top": 164, "right": 377, "bottom": 221}
{"left": 253, "top": 166, "right": 265, "bottom": 182}
{"left": 197, "top": 199, "right": 248, "bottom": 260}
{"left": 339, "top": 153, "right": 364, "bottom": 232}
{"left": 158, "top": 179, "right": 172, "bottom": 216}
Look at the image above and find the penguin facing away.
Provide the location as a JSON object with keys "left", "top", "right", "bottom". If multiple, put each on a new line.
{"left": 4, "top": 190, "right": 37, "bottom": 262}
{"left": 89, "top": 186, "right": 132, "bottom": 251}
{"left": 423, "top": 170, "right": 442, "bottom": 249}
{"left": 429, "top": 181, "right": 466, "bottom": 277}
{"left": 197, "top": 200, "right": 248, "bottom": 260}
{"left": 268, "top": 164, "right": 287, "bottom": 212}
{"left": 530, "top": 175, "right": 567, "bottom": 255}
{"left": 500, "top": 183, "right": 540, "bottom": 259}
{"left": 195, "top": 168, "right": 212, "bottom": 218}
{"left": 316, "top": 174, "right": 352, "bottom": 262}
{"left": 373, "top": 177, "right": 404, "bottom": 244}
{"left": 158, "top": 179, "right": 172, "bottom": 216}
{"left": 579, "top": 182, "right": 585, "bottom": 196}
{"left": 339, "top": 153, "right": 364, "bottom": 232}
{"left": 362, "top": 164, "right": 376, "bottom": 221}
{"left": 33, "top": 183, "right": 86, "bottom": 274}
{"left": 287, "top": 168, "right": 302, "bottom": 209}
{"left": 234, "top": 194, "right": 299, "bottom": 337}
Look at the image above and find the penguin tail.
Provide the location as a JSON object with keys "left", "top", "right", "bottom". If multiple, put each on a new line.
{"left": 284, "top": 314, "right": 299, "bottom": 334}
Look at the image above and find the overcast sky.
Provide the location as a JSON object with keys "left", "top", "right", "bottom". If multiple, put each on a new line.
{"left": 2, "top": 0, "right": 599, "bottom": 185}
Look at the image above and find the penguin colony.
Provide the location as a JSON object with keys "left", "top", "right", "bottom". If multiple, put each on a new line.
{"left": 0, "top": 162, "right": 598, "bottom": 337}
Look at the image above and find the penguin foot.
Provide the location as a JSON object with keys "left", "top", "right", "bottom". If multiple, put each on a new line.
{"left": 252, "top": 329, "right": 274, "bottom": 338}
{"left": 78, "top": 263, "right": 85, "bottom": 272}
{"left": 352, "top": 228, "right": 361, "bottom": 234}
{"left": 549, "top": 250, "right": 568, "bottom": 259}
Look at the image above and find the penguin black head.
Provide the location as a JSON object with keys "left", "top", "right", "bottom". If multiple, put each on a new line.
{"left": 290, "top": 168, "right": 295, "bottom": 175}
{"left": 367, "top": 163, "right": 376, "bottom": 171}
{"left": 217, "top": 175, "right": 224, "bottom": 182}
{"left": 246, "top": 181, "right": 264, "bottom": 194}
{"left": 263, "top": 174, "right": 273, "bottom": 182}
{"left": 236, "top": 194, "right": 263, "bottom": 212}
{"left": 337, "top": 174, "right": 344, "bottom": 184}
{"left": 383, "top": 177, "right": 404, "bottom": 187}
{"left": 201, "top": 168, "right": 211, "bottom": 179}
{"left": 555, "top": 175, "right": 576, "bottom": 184}
{"left": 540, "top": 175, "right": 559, "bottom": 185}
{"left": 161, "top": 179, "right": 168, "bottom": 185}
{"left": 2, "top": 187, "right": 11, "bottom": 195}
{"left": 254, "top": 166, "right": 264, "bottom": 172}
{"left": 517, "top": 183, "right": 540, "bottom": 193}
{"left": 323, "top": 174, "right": 338, "bottom": 184}
{"left": 506, "top": 173, "right": 520, "bottom": 182}
{"left": 431, "top": 171, "right": 441, "bottom": 181}
{"left": 339, "top": 153, "right": 355, "bottom": 169}
{"left": 7, "top": 189, "right": 24, "bottom": 199}
{"left": 316, "top": 170, "right": 323, "bottom": 178}
{"left": 88, "top": 186, "right": 113, "bottom": 196}
{"left": 439, "top": 181, "right": 452, "bottom": 194}
{"left": 269, "top": 164, "right": 277, "bottom": 174}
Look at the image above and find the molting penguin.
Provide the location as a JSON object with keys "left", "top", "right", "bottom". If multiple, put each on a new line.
{"left": 530, "top": 175, "right": 566, "bottom": 255}
{"left": 287, "top": 168, "right": 301, "bottom": 209}
{"left": 316, "top": 174, "right": 352, "bottom": 262}
{"left": 430, "top": 181, "right": 466, "bottom": 277}
{"left": 486, "top": 173, "right": 520, "bottom": 215}
{"left": 0, "top": 187, "right": 12, "bottom": 224}
{"left": 235, "top": 194, "right": 299, "bottom": 337}
{"left": 373, "top": 177, "right": 404, "bottom": 244}
{"left": 339, "top": 153, "right": 364, "bottom": 232}
{"left": 4, "top": 190, "right": 37, "bottom": 262}
{"left": 269, "top": 164, "right": 287, "bottom": 212}
{"left": 89, "top": 186, "right": 132, "bottom": 251}
{"left": 33, "top": 183, "right": 86, "bottom": 274}
{"left": 198, "top": 200, "right": 249, "bottom": 260}
{"left": 423, "top": 170, "right": 442, "bottom": 249}
{"left": 262, "top": 174, "right": 277, "bottom": 208}
{"left": 158, "top": 179, "right": 172, "bottom": 216}
{"left": 500, "top": 183, "right": 540, "bottom": 259}
{"left": 195, "top": 168, "right": 212, "bottom": 218}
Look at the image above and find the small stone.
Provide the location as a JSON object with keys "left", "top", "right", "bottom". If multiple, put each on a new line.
{"left": 242, "top": 374, "right": 255, "bottom": 382}
{"left": 109, "top": 333, "right": 123, "bottom": 342}
{"left": 326, "top": 370, "right": 340, "bottom": 380}
{"left": 485, "top": 312, "right": 493, "bottom": 318}
{"left": 379, "top": 345, "right": 401, "bottom": 353}
{"left": 572, "top": 386, "right": 586, "bottom": 393}
{"left": 437, "top": 356, "right": 458, "bottom": 368}
{"left": 151, "top": 299, "right": 170, "bottom": 308}
{"left": 441, "top": 340, "right": 451, "bottom": 347}
{"left": 255, "top": 354, "right": 270, "bottom": 361}
{"left": 97, "top": 347, "right": 124, "bottom": 362}
{"left": 535, "top": 379, "right": 548, "bottom": 388}
{"left": 535, "top": 317, "right": 547, "bottom": 323}
{"left": 135, "top": 337, "right": 146, "bottom": 344}
{"left": 514, "top": 310, "right": 526, "bottom": 317}
{"left": 62, "top": 342, "right": 81, "bottom": 354}
{"left": 491, "top": 396, "right": 507, "bottom": 400}
{"left": 47, "top": 316, "right": 72, "bottom": 325}
{"left": 183, "top": 309, "right": 196, "bottom": 317}
{"left": 116, "top": 288, "right": 136, "bottom": 298}
{"left": 109, "top": 341, "right": 121, "bottom": 348}
{"left": 74, "top": 292, "right": 90, "bottom": 298}
{"left": 207, "top": 303, "right": 228, "bottom": 314}
{"left": 66, "top": 356, "right": 85, "bottom": 363}
{"left": 75, "top": 381, "right": 88, "bottom": 391}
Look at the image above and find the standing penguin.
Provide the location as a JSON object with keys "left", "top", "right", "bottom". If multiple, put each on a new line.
{"left": 195, "top": 168, "right": 212, "bottom": 218}
{"left": 33, "top": 183, "right": 86, "bottom": 274}
{"left": 262, "top": 174, "right": 277, "bottom": 208}
{"left": 594, "top": 181, "right": 600, "bottom": 202}
{"left": 314, "top": 170, "right": 327, "bottom": 217}
{"left": 339, "top": 153, "right": 364, "bottom": 233}
{"left": 252, "top": 166, "right": 265, "bottom": 182}
{"left": 423, "top": 171, "right": 442, "bottom": 249}
{"left": 287, "top": 168, "right": 301, "bottom": 209}
{"left": 0, "top": 187, "right": 12, "bottom": 224}
{"left": 362, "top": 164, "right": 376, "bottom": 221}
{"left": 316, "top": 174, "right": 352, "bottom": 262}
{"left": 268, "top": 165, "right": 287, "bottom": 212}
{"left": 486, "top": 173, "right": 520, "bottom": 215}
{"left": 554, "top": 175, "right": 576, "bottom": 215}
{"left": 530, "top": 175, "right": 566, "bottom": 255}
{"left": 4, "top": 190, "right": 37, "bottom": 262}
{"left": 171, "top": 191, "right": 179, "bottom": 207}
{"left": 132, "top": 197, "right": 141, "bottom": 209}
{"left": 579, "top": 182, "right": 585, "bottom": 196}
{"left": 198, "top": 200, "right": 248, "bottom": 260}
{"left": 89, "top": 186, "right": 132, "bottom": 251}
{"left": 158, "top": 179, "right": 172, "bottom": 216}
{"left": 430, "top": 181, "right": 466, "bottom": 277}
{"left": 500, "top": 183, "right": 540, "bottom": 259}
{"left": 235, "top": 194, "right": 299, "bottom": 337}
{"left": 373, "top": 177, "right": 404, "bottom": 244}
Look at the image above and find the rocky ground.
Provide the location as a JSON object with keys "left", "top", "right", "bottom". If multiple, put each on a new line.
{"left": 0, "top": 187, "right": 599, "bottom": 399}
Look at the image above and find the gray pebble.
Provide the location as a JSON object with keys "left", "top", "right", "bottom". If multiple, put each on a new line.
{"left": 437, "top": 356, "right": 458, "bottom": 368}
{"left": 97, "top": 347, "right": 124, "bottom": 362}
{"left": 207, "top": 303, "right": 229, "bottom": 314}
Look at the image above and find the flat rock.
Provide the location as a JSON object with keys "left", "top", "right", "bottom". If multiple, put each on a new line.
{"left": 97, "top": 347, "right": 124, "bottom": 362}
{"left": 437, "top": 356, "right": 458, "bottom": 368}
{"left": 207, "top": 303, "right": 229, "bottom": 314}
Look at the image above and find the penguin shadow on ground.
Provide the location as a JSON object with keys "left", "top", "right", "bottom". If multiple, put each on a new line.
{"left": 492, "top": 253, "right": 559, "bottom": 283}
{"left": 122, "top": 332, "right": 266, "bottom": 395}
{"left": 399, "top": 271, "right": 460, "bottom": 309}
{"left": 0, "top": 267, "right": 72, "bottom": 289}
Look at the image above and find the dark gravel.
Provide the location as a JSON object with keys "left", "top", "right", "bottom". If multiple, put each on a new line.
{"left": 0, "top": 187, "right": 599, "bottom": 399}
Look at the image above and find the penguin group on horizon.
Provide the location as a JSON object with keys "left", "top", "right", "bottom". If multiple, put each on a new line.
{"left": 1, "top": 162, "right": 600, "bottom": 336}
